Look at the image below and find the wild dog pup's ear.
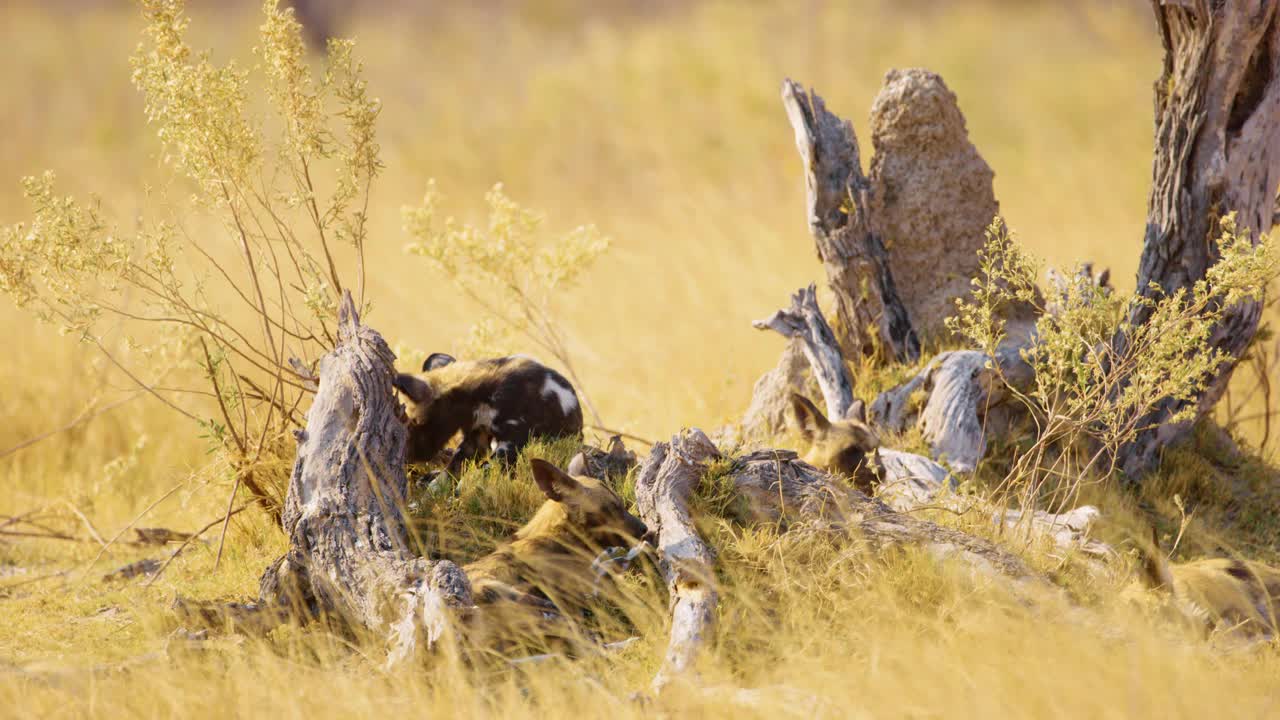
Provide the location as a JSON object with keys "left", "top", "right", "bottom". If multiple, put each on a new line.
{"left": 393, "top": 373, "right": 434, "bottom": 405}
{"left": 790, "top": 393, "right": 830, "bottom": 442}
{"left": 847, "top": 398, "right": 868, "bottom": 424}
{"left": 530, "top": 458, "right": 582, "bottom": 502}
{"left": 566, "top": 452, "right": 589, "bottom": 477}
{"left": 422, "top": 353, "right": 456, "bottom": 372}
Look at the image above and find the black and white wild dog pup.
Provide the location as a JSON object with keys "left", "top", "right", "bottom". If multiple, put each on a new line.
{"left": 393, "top": 353, "right": 584, "bottom": 475}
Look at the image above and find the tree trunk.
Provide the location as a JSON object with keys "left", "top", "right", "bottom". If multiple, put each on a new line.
{"left": 1119, "top": 0, "right": 1280, "bottom": 478}
{"left": 782, "top": 79, "right": 921, "bottom": 363}
{"left": 257, "top": 291, "right": 472, "bottom": 665}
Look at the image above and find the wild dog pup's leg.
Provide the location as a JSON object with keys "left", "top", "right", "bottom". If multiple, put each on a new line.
{"left": 446, "top": 427, "right": 493, "bottom": 477}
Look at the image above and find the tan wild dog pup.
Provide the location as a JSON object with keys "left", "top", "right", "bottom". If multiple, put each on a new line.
{"left": 393, "top": 353, "right": 584, "bottom": 476}
{"left": 463, "top": 455, "right": 649, "bottom": 613}
{"left": 1133, "top": 530, "right": 1280, "bottom": 638}
{"left": 790, "top": 393, "right": 882, "bottom": 492}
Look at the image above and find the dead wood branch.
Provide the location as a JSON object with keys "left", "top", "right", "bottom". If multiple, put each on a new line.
{"left": 724, "top": 448, "right": 1041, "bottom": 582}
{"left": 754, "top": 284, "right": 857, "bottom": 420}
{"left": 635, "top": 429, "right": 1054, "bottom": 692}
{"left": 633, "top": 429, "right": 721, "bottom": 692}
{"left": 782, "top": 79, "right": 920, "bottom": 363}
{"left": 742, "top": 283, "right": 1106, "bottom": 557}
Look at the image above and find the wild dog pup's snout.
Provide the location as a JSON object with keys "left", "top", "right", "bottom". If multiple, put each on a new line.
{"left": 393, "top": 353, "right": 584, "bottom": 475}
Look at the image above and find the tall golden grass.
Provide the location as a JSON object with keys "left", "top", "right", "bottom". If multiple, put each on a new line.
{"left": 4, "top": 2, "right": 1280, "bottom": 718}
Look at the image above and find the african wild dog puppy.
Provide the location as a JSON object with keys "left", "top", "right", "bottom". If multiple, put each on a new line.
{"left": 463, "top": 455, "right": 649, "bottom": 613}
{"left": 790, "top": 393, "right": 882, "bottom": 493}
{"left": 393, "top": 353, "right": 584, "bottom": 475}
{"left": 1133, "top": 529, "right": 1280, "bottom": 638}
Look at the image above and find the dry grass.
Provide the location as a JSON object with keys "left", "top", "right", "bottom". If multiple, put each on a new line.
{"left": 3, "top": 1, "right": 1280, "bottom": 717}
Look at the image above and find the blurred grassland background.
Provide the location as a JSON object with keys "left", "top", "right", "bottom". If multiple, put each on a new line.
{"left": 0, "top": 0, "right": 1161, "bottom": 517}
{"left": 10, "top": 2, "right": 1280, "bottom": 718}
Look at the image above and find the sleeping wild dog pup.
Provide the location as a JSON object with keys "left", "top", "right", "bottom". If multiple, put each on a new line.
{"left": 463, "top": 454, "right": 649, "bottom": 613}
{"left": 393, "top": 353, "right": 584, "bottom": 475}
{"left": 790, "top": 393, "right": 882, "bottom": 492}
{"left": 1133, "top": 528, "right": 1280, "bottom": 639}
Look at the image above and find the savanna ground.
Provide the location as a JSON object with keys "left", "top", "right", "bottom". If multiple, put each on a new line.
{"left": 3, "top": 1, "right": 1280, "bottom": 717}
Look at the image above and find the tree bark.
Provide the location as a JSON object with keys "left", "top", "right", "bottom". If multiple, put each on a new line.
{"left": 1119, "top": 0, "right": 1280, "bottom": 478}
{"left": 634, "top": 429, "right": 1054, "bottom": 692}
{"left": 871, "top": 344, "right": 1032, "bottom": 475}
{"left": 753, "top": 284, "right": 857, "bottom": 421}
{"left": 782, "top": 79, "right": 921, "bottom": 363}
{"left": 633, "top": 429, "right": 721, "bottom": 692}
{"left": 257, "top": 290, "right": 472, "bottom": 665}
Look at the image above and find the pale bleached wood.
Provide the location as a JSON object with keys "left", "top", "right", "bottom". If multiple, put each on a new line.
{"left": 633, "top": 429, "right": 721, "bottom": 692}
{"left": 999, "top": 506, "right": 1112, "bottom": 558}
{"left": 258, "top": 291, "right": 472, "bottom": 665}
{"left": 1119, "top": 0, "right": 1280, "bottom": 478}
{"left": 871, "top": 339, "right": 1034, "bottom": 475}
{"left": 917, "top": 351, "right": 990, "bottom": 473}
{"left": 870, "top": 351, "right": 990, "bottom": 473}
{"left": 782, "top": 79, "right": 920, "bottom": 363}
{"left": 724, "top": 447, "right": 1043, "bottom": 582}
{"left": 633, "top": 430, "right": 1056, "bottom": 692}
{"left": 754, "top": 284, "right": 857, "bottom": 421}
{"left": 746, "top": 288, "right": 1107, "bottom": 558}
{"left": 875, "top": 448, "right": 955, "bottom": 510}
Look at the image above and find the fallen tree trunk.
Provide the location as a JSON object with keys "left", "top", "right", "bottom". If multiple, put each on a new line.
{"left": 633, "top": 430, "right": 720, "bottom": 692}
{"left": 256, "top": 291, "right": 472, "bottom": 665}
{"left": 1119, "top": 0, "right": 1280, "bottom": 478}
{"left": 635, "top": 429, "right": 1056, "bottom": 691}
{"left": 782, "top": 79, "right": 920, "bottom": 363}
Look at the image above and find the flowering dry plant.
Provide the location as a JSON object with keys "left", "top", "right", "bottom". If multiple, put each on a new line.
{"left": 404, "top": 181, "right": 610, "bottom": 425}
{"left": 0, "top": 0, "right": 382, "bottom": 519}
{"left": 948, "top": 215, "right": 1278, "bottom": 514}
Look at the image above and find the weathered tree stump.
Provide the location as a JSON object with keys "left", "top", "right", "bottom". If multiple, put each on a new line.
{"left": 1119, "top": 0, "right": 1280, "bottom": 478}
{"left": 257, "top": 291, "right": 472, "bottom": 665}
{"left": 782, "top": 79, "right": 920, "bottom": 363}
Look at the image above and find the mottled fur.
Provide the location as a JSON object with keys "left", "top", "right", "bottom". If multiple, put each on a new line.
{"left": 394, "top": 354, "right": 584, "bottom": 474}
{"left": 1135, "top": 530, "right": 1280, "bottom": 638}
{"left": 463, "top": 456, "right": 648, "bottom": 613}
{"left": 790, "top": 393, "right": 882, "bottom": 492}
